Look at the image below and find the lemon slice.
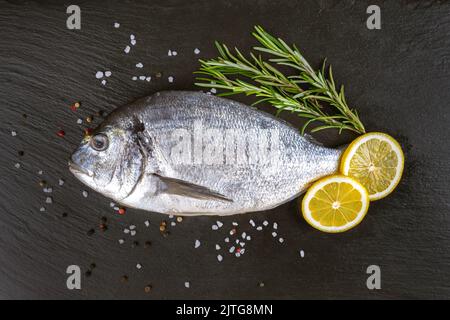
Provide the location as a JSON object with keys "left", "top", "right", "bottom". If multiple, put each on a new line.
{"left": 302, "top": 175, "right": 369, "bottom": 233}
{"left": 340, "top": 132, "right": 404, "bottom": 201}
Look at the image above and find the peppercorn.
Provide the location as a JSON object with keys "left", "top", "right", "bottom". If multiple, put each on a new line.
{"left": 70, "top": 102, "right": 80, "bottom": 111}
{"left": 144, "top": 285, "right": 152, "bottom": 293}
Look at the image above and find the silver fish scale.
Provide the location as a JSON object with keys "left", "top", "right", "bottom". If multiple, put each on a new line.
{"left": 114, "top": 91, "right": 342, "bottom": 215}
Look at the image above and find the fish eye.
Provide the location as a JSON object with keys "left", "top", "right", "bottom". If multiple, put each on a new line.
{"left": 90, "top": 134, "right": 109, "bottom": 151}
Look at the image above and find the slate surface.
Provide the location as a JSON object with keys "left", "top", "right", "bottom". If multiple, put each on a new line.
{"left": 0, "top": 0, "right": 449, "bottom": 299}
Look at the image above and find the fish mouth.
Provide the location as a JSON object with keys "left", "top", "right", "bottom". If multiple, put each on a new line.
{"left": 68, "top": 159, "right": 93, "bottom": 177}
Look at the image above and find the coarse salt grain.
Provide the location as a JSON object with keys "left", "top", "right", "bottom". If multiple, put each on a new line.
{"left": 216, "top": 221, "right": 223, "bottom": 228}
{"left": 40, "top": 207, "right": 45, "bottom": 212}
{"left": 124, "top": 46, "right": 131, "bottom": 54}
{"left": 95, "top": 71, "right": 104, "bottom": 79}
{"left": 210, "top": 88, "right": 217, "bottom": 94}
{"left": 273, "top": 222, "right": 278, "bottom": 229}
{"left": 136, "top": 263, "right": 142, "bottom": 269}
{"left": 194, "top": 240, "right": 201, "bottom": 248}
{"left": 240, "top": 242, "right": 245, "bottom": 247}
{"left": 11, "top": 131, "right": 17, "bottom": 136}
{"left": 124, "top": 229, "right": 130, "bottom": 234}
{"left": 110, "top": 202, "right": 115, "bottom": 207}
{"left": 217, "top": 254, "right": 223, "bottom": 262}
{"left": 246, "top": 236, "right": 251, "bottom": 241}
{"left": 130, "top": 230, "right": 136, "bottom": 236}
{"left": 232, "top": 222, "right": 238, "bottom": 226}
{"left": 45, "top": 197, "right": 53, "bottom": 204}
{"left": 129, "top": 225, "right": 136, "bottom": 230}
{"left": 300, "top": 250, "right": 305, "bottom": 258}
{"left": 76, "top": 118, "right": 82, "bottom": 124}
{"left": 82, "top": 190, "right": 88, "bottom": 198}
{"left": 241, "top": 232, "right": 246, "bottom": 239}
{"left": 105, "top": 71, "right": 112, "bottom": 77}
{"left": 114, "top": 22, "right": 120, "bottom": 28}
{"left": 215, "top": 244, "right": 221, "bottom": 250}
{"left": 263, "top": 220, "right": 269, "bottom": 226}
{"left": 171, "top": 221, "right": 176, "bottom": 226}
{"left": 256, "top": 226, "right": 263, "bottom": 231}
{"left": 58, "top": 179, "right": 64, "bottom": 186}
{"left": 168, "top": 76, "right": 174, "bottom": 83}
{"left": 132, "top": 76, "right": 138, "bottom": 81}
{"left": 118, "top": 239, "right": 124, "bottom": 244}
{"left": 131, "top": 39, "right": 136, "bottom": 46}
{"left": 235, "top": 252, "right": 241, "bottom": 258}
{"left": 130, "top": 34, "right": 135, "bottom": 40}
{"left": 224, "top": 237, "right": 229, "bottom": 243}
{"left": 172, "top": 51, "right": 177, "bottom": 56}
{"left": 194, "top": 48, "right": 200, "bottom": 55}
{"left": 145, "top": 76, "right": 151, "bottom": 82}
{"left": 279, "top": 237, "right": 284, "bottom": 243}
{"left": 184, "top": 282, "right": 190, "bottom": 288}
{"left": 249, "top": 219, "right": 255, "bottom": 227}
{"left": 229, "top": 246, "right": 235, "bottom": 253}
{"left": 139, "top": 76, "right": 146, "bottom": 80}
{"left": 136, "top": 62, "right": 143, "bottom": 68}
{"left": 101, "top": 79, "right": 107, "bottom": 85}
{"left": 212, "top": 224, "right": 218, "bottom": 231}
{"left": 272, "top": 232, "right": 277, "bottom": 237}
{"left": 168, "top": 50, "right": 172, "bottom": 56}
{"left": 15, "top": 163, "right": 21, "bottom": 169}
{"left": 144, "top": 220, "right": 150, "bottom": 227}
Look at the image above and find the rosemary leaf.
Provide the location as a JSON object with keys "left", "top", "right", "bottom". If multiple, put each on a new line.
{"left": 195, "top": 26, "right": 366, "bottom": 134}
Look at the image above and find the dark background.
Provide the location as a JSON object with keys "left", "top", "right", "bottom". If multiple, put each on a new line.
{"left": 0, "top": 0, "right": 449, "bottom": 299}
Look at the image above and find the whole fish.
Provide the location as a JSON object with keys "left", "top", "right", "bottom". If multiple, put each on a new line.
{"left": 69, "top": 91, "right": 342, "bottom": 216}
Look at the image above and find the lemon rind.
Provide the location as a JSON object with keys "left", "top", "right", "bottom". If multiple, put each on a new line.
{"left": 301, "top": 175, "right": 370, "bottom": 233}
{"left": 340, "top": 132, "right": 404, "bottom": 201}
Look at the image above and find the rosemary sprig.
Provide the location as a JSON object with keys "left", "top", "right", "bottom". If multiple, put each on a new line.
{"left": 195, "top": 26, "right": 366, "bottom": 135}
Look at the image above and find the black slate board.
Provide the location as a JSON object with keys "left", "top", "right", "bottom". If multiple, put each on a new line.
{"left": 0, "top": 0, "right": 449, "bottom": 299}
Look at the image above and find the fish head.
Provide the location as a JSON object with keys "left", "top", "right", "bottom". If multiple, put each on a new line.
{"left": 69, "top": 122, "right": 144, "bottom": 201}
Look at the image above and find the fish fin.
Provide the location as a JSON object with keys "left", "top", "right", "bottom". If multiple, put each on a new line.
{"left": 154, "top": 174, "right": 233, "bottom": 202}
{"left": 304, "top": 133, "right": 324, "bottom": 146}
